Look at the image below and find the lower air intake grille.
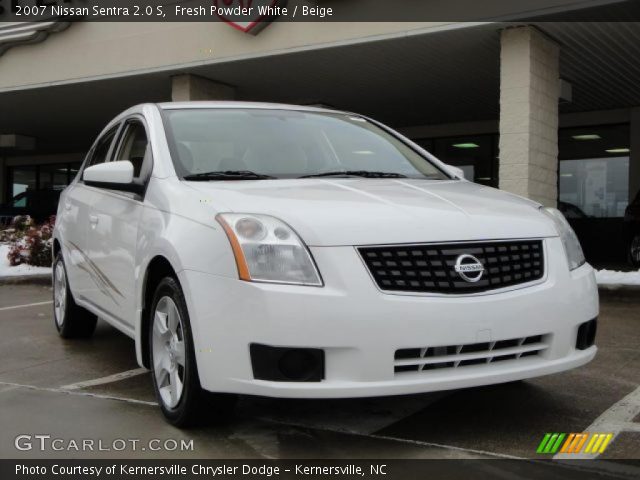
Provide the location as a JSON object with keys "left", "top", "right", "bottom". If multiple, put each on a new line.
{"left": 359, "top": 240, "right": 544, "bottom": 294}
{"left": 394, "top": 335, "right": 549, "bottom": 374}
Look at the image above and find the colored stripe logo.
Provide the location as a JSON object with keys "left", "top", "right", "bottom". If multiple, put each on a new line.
{"left": 537, "top": 433, "right": 613, "bottom": 454}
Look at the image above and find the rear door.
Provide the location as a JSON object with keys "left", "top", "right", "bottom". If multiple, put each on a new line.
{"left": 84, "top": 117, "right": 152, "bottom": 329}
{"left": 59, "top": 126, "right": 118, "bottom": 302}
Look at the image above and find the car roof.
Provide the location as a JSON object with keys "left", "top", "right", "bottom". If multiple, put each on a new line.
{"left": 156, "top": 101, "right": 346, "bottom": 115}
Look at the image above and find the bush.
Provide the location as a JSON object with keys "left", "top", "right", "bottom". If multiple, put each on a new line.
{"left": 0, "top": 215, "right": 34, "bottom": 243}
{"left": 3, "top": 215, "right": 55, "bottom": 268}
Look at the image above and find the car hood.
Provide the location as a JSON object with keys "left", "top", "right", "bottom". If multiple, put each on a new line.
{"left": 185, "top": 179, "right": 557, "bottom": 246}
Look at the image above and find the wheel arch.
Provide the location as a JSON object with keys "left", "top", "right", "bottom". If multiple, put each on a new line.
{"left": 53, "top": 238, "right": 61, "bottom": 258}
{"left": 139, "top": 255, "right": 179, "bottom": 369}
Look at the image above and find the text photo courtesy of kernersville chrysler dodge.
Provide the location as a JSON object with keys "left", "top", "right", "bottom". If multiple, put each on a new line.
{"left": 52, "top": 102, "right": 598, "bottom": 427}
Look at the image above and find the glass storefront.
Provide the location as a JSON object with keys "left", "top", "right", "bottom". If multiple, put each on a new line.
{"left": 417, "top": 123, "right": 632, "bottom": 266}
{"left": 558, "top": 124, "right": 631, "bottom": 266}
{"left": 9, "top": 166, "right": 37, "bottom": 202}
{"left": 417, "top": 125, "right": 632, "bottom": 213}
{"left": 39, "top": 164, "right": 72, "bottom": 191}
{"left": 558, "top": 124, "right": 631, "bottom": 219}
{"left": 6, "top": 163, "right": 81, "bottom": 202}
{"left": 559, "top": 157, "right": 629, "bottom": 218}
{"left": 416, "top": 135, "right": 498, "bottom": 187}
{"left": 2, "top": 162, "right": 81, "bottom": 222}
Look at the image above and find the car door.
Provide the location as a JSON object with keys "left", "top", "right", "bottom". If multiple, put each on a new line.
{"left": 60, "top": 126, "right": 118, "bottom": 302}
{"left": 84, "top": 117, "right": 152, "bottom": 330}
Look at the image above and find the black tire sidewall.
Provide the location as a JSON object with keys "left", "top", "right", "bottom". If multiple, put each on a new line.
{"left": 149, "top": 276, "right": 201, "bottom": 426}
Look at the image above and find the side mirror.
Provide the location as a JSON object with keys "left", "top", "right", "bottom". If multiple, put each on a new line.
{"left": 83, "top": 161, "right": 143, "bottom": 194}
{"left": 445, "top": 165, "right": 465, "bottom": 180}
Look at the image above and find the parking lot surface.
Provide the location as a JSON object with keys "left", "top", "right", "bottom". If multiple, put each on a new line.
{"left": 1, "top": 283, "right": 639, "bottom": 470}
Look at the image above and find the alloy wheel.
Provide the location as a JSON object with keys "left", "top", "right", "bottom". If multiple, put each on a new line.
{"left": 152, "top": 296, "right": 186, "bottom": 409}
{"left": 53, "top": 260, "right": 67, "bottom": 327}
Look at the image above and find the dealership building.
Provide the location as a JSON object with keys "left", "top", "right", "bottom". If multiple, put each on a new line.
{"left": 0, "top": 0, "right": 639, "bottom": 266}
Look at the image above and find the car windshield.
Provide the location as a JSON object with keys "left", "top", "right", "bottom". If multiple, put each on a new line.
{"left": 162, "top": 108, "right": 449, "bottom": 180}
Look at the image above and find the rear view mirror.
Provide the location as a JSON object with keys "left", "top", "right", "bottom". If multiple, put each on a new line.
{"left": 83, "top": 161, "right": 143, "bottom": 194}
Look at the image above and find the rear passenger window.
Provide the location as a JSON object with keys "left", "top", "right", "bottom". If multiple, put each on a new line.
{"left": 87, "top": 127, "right": 117, "bottom": 168}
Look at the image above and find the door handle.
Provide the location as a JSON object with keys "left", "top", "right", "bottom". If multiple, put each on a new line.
{"left": 89, "top": 215, "right": 99, "bottom": 225}
{"left": 64, "top": 204, "right": 71, "bottom": 212}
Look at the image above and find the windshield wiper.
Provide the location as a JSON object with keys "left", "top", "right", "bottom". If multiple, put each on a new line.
{"left": 183, "top": 170, "right": 275, "bottom": 181}
{"left": 299, "top": 170, "right": 408, "bottom": 179}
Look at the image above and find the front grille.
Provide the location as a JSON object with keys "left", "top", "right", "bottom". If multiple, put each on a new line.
{"left": 394, "top": 334, "right": 549, "bottom": 374}
{"left": 358, "top": 240, "right": 544, "bottom": 294}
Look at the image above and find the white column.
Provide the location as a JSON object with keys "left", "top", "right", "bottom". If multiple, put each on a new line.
{"left": 171, "top": 74, "right": 235, "bottom": 101}
{"left": 499, "top": 26, "right": 560, "bottom": 207}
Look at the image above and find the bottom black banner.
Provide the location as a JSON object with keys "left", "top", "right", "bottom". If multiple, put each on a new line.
{"left": 2, "top": 459, "right": 639, "bottom": 480}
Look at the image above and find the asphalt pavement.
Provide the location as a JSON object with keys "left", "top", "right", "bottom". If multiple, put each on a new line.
{"left": 0, "top": 282, "right": 638, "bottom": 473}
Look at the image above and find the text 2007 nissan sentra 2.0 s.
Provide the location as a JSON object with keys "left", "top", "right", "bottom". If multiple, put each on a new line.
{"left": 52, "top": 102, "right": 598, "bottom": 426}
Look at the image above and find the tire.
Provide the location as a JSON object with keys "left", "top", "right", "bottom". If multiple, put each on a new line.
{"left": 149, "top": 276, "right": 236, "bottom": 427}
{"left": 629, "top": 233, "right": 640, "bottom": 268}
{"left": 53, "top": 252, "right": 98, "bottom": 339}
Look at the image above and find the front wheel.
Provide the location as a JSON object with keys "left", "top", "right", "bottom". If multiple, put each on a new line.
{"left": 53, "top": 252, "right": 97, "bottom": 339}
{"left": 629, "top": 233, "right": 640, "bottom": 268}
{"left": 149, "top": 276, "right": 235, "bottom": 427}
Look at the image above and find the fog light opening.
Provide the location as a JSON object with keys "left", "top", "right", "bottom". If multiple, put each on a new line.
{"left": 250, "top": 344, "right": 324, "bottom": 382}
{"left": 278, "top": 349, "right": 318, "bottom": 381}
{"left": 576, "top": 318, "right": 597, "bottom": 350}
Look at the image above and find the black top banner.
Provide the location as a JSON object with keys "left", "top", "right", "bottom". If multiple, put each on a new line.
{"left": 1, "top": 0, "right": 640, "bottom": 23}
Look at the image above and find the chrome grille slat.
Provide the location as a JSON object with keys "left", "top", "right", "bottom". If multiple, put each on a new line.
{"left": 359, "top": 240, "right": 544, "bottom": 294}
{"left": 393, "top": 342, "right": 547, "bottom": 367}
{"left": 394, "top": 334, "right": 549, "bottom": 374}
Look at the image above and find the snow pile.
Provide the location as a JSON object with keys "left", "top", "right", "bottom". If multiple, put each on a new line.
{"left": 0, "top": 244, "right": 52, "bottom": 277}
{"left": 595, "top": 268, "right": 640, "bottom": 286}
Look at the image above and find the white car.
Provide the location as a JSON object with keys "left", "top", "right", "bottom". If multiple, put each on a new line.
{"left": 53, "top": 102, "right": 598, "bottom": 426}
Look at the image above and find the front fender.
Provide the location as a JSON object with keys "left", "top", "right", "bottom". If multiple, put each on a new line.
{"left": 133, "top": 207, "right": 238, "bottom": 367}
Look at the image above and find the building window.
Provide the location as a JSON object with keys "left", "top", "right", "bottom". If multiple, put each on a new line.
{"left": 39, "top": 164, "right": 71, "bottom": 191}
{"left": 9, "top": 166, "right": 37, "bottom": 200}
{"left": 415, "top": 135, "right": 498, "bottom": 187}
{"left": 6, "top": 163, "right": 81, "bottom": 203}
{"left": 559, "top": 124, "right": 630, "bottom": 218}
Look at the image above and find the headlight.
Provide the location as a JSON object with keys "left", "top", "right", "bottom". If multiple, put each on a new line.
{"left": 217, "top": 213, "right": 323, "bottom": 286}
{"left": 540, "top": 207, "right": 585, "bottom": 271}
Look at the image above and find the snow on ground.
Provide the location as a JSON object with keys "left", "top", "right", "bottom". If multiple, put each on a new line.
{"left": 595, "top": 268, "right": 640, "bottom": 286}
{"left": 0, "top": 244, "right": 52, "bottom": 278}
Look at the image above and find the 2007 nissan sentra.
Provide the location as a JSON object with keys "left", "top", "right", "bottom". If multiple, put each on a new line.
{"left": 52, "top": 102, "right": 598, "bottom": 426}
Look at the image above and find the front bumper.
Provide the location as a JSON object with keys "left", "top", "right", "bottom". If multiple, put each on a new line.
{"left": 179, "top": 237, "right": 598, "bottom": 398}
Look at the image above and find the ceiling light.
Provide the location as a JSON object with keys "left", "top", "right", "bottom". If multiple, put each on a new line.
{"left": 605, "top": 148, "right": 630, "bottom": 154}
{"left": 452, "top": 143, "right": 479, "bottom": 149}
{"left": 572, "top": 134, "right": 601, "bottom": 141}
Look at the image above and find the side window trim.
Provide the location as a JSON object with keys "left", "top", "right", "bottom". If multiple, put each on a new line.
{"left": 113, "top": 115, "right": 153, "bottom": 185}
{"left": 82, "top": 115, "right": 153, "bottom": 200}
{"left": 80, "top": 123, "right": 121, "bottom": 181}
{"left": 107, "top": 122, "right": 126, "bottom": 163}
{"left": 112, "top": 118, "right": 136, "bottom": 163}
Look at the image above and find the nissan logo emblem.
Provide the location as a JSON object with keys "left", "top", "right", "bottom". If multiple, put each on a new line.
{"left": 454, "top": 254, "right": 485, "bottom": 283}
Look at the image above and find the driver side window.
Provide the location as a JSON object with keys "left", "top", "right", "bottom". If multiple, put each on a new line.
{"left": 114, "top": 120, "right": 150, "bottom": 180}
{"left": 87, "top": 126, "right": 117, "bottom": 168}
